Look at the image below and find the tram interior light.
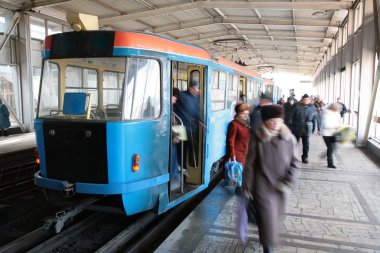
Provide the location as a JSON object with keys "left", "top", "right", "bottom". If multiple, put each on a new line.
{"left": 66, "top": 12, "right": 99, "bottom": 32}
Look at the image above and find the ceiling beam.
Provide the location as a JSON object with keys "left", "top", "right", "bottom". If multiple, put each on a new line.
{"left": 216, "top": 51, "right": 322, "bottom": 62}
{"left": 148, "top": 16, "right": 339, "bottom": 34}
{"left": 90, "top": 0, "right": 125, "bottom": 15}
{"left": 100, "top": 1, "right": 353, "bottom": 24}
{"left": 181, "top": 30, "right": 332, "bottom": 43}
{"left": 21, "top": 0, "right": 72, "bottom": 9}
{"left": 245, "top": 64, "right": 317, "bottom": 73}
{"left": 247, "top": 59, "right": 319, "bottom": 67}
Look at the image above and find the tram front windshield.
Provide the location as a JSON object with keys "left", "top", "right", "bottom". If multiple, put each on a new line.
{"left": 37, "top": 57, "right": 161, "bottom": 121}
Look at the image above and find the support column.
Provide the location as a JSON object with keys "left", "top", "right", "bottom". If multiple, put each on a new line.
{"left": 17, "top": 13, "right": 34, "bottom": 131}
{"left": 345, "top": 9, "right": 355, "bottom": 126}
{"left": 357, "top": 0, "right": 376, "bottom": 146}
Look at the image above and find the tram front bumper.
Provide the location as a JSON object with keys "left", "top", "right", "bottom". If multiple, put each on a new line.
{"left": 34, "top": 170, "right": 169, "bottom": 195}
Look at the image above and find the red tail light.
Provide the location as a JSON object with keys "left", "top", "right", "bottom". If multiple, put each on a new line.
{"left": 35, "top": 147, "right": 40, "bottom": 165}
{"left": 132, "top": 154, "right": 140, "bottom": 172}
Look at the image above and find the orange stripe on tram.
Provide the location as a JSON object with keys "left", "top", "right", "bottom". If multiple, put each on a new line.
{"left": 114, "top": 32, "right": 212, "bottom": 60}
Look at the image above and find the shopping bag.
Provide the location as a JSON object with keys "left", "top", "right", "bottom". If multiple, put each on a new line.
{"left": 236, "top": 195, "right": 249, "bottom": 244}
{"left": 337, "top": 126, "right": 356, "bottom": 143}
{"left": 224, "top": 159, "right": 243, "bottom": 187}
{"left": 333, "top": 132, "right": 342, "bottom": 143}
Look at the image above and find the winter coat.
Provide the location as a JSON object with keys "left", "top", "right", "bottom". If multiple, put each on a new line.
{"left": 0, "top": 103, "right": 10, "bottom": 129}
{"left": 226, "top": 119, "right": 251, "bottom": 166}
{"left": 283, "top": 102, "right": 296, "bottom": 131}
{"left": 314, "top": 101, "right": 325, "bottom": 117}
{"left": 249, "top": 105, "right": 262, "bottom": 132}
{"left": 174, "top": 91, "right": 201, "bottom": 134}
{"left": 243, "top": 123, "right": 298, "bottom": 247}
{"left": 321, "top": 109, "right": 342, "bottom": 136}
{"left": 292, "top": 103, "right": 317, "bottom": 136}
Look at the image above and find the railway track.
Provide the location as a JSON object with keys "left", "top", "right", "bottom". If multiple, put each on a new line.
{"left": 0, "top": 166, "right": 223, "bottom": 253}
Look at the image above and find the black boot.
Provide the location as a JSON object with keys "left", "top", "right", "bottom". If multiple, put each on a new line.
{"left": 263, "top": 246, "right": 272, "bottom": 253}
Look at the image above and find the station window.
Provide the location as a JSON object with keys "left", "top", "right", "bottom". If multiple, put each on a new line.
{"left": 342, "top": 23, "right": 348, "bottom": 46}
{"left": 30, "top": 16, "right": 46, "bottom": 40}
{"left": 354, "top": 1, "right": 363, "bottom": 32}
{"left": 0, "top": 65, "right": 21, "bottom": 126}
{"left": 211, "top": 70, "right": 226, "bottom": 111}
{"left": 0, "top": 8, "right": 17, "bottom": 36}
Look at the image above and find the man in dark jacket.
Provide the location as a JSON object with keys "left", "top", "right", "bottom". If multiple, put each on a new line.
{"left": 249, "top": 93, "right": 273, "bottom": 132}
{"left": 337, "top": 97, "right": 348, "bottom": 118}
{"left": 175, "top": 81, "right": 201, "bottom": 167}
{"left": 283, "top": 96, "right": 296, "bottom": 132}
{"left": 292, "top": 94, "right": 317, "bottom": 163}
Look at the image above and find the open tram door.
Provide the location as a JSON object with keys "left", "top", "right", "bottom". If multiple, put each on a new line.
{"left": 185, "top": 65, "right": 205, "bottom": 185}
{"left": 169, "top": 62, "right": 206, "bottom": 200}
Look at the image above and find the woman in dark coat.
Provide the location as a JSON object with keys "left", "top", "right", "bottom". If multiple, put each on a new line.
{"left": 226, "top": 103, "right": 251, "bottom": 166}
{"left": 243, "top": 105, "right": 298, "bottom": 253}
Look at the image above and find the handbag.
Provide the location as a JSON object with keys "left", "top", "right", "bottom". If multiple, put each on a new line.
{"left": 333, "top": 132, "right": 342, "bottom": 143}
{"left": 224, "top": 159, "right": 243, "bottom": 187}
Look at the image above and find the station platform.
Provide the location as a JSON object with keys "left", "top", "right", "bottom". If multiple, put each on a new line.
{"left": 155, "top": 135, "right": 380, "bottom": 253}
{"left": 0, "top": 132, "right": 36, "bottom": 156}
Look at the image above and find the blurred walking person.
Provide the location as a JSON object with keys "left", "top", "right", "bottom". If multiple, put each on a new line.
{"left": 314, "top": 96, "right": 325, "bottom": 134}
{"left": 283, "top": 96, "right": 296, "bottom": 133}
{"left": 337, "top": 97, "right": 348, "bottom": 119}
{"left": 243, "top": 105, "right": 297, "bottom": 253}
{"left": 249, "top": 93, "right": 273, "bottom": 132}
{"left": 292, "top": 94, "right": 317, "bottom": 163}
{"left": 321, "top": 103, "right": 342, "bottom": 168}
{"left": 0, "top": 98, "right": 10, "bottom": 136}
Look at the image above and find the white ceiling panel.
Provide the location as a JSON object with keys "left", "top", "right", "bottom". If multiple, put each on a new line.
{"left": 2, "top": 0, "right": 354, "bottom": 75}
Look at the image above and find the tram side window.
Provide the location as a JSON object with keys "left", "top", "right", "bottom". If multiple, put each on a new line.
{"left": 123, "top": 58, "right": 160, "bottom": 119}
{"left": 226, "top": 74, "right": 239, "bottom": 108}
{"left": 246, "top": 79, "right": 254, "bottom": 105}
{"left": 38, "top": 62, "right": 59, "bottom": 117}
{"left": 211, "top": 70, "right": 226, "bottom": 111}
{"left": 103, "top": 71, "right": 124, "bottom": 118}
{"left": 65, "top": 66, "right": 98, "bottom": 107}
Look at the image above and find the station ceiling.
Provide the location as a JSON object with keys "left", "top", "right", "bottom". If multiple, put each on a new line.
{"left": 0, "top": 0, "right": 354, "bottom": 75}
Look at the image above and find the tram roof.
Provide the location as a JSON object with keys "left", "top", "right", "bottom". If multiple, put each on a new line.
{"left": 43, "top": 30, "right": 261, "bottom": 79}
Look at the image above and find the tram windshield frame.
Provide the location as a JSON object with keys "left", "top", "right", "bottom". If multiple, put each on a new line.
{"left": 37, "top": 57, "right": 161, "bottom": 121}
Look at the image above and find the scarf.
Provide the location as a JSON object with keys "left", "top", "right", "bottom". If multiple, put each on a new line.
{"left": 262, "top": 124, "right": 280, "bottom": 140}
{"left": 234, "top": 117, "right": 250, "bottom": 129}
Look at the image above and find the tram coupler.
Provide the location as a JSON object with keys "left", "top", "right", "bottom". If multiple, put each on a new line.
{"left": 43, "top": 197, "right": 99, "bottom": 233}
{"left": 62, "top": 182, "right": 74, "bottom": 197}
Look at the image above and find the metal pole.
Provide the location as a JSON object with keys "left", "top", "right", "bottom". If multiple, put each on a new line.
{"left": 173, "top": 112, "right": 185, "bottom": 194}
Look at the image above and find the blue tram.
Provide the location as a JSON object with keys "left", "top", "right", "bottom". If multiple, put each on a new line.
{"left": 34, "top": 30, "right": 267, "bottom": 215}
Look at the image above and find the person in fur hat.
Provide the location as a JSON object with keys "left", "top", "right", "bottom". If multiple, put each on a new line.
{"left": 243, "top": 105, "right": 298, "bottom": 253}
